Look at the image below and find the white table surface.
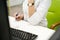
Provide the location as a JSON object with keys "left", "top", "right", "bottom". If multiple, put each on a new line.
{"left": 9, "top": 16, "right": 55, "bottom": 40}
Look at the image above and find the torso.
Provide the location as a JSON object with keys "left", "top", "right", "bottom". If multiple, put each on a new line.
{"left": 23, "top": 0, "right": 47, "bottom": 27}
{"left": 23, "top": 0, "right": 41, "bottom": 20}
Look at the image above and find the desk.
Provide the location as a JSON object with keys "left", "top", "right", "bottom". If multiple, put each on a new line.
{"left": 9, "top": 16, "right": 55, "bottom": 40}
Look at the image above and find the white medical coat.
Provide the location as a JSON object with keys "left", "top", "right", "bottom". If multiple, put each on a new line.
{"left": 21, "top": 0, "right": 51, "bottom": 27}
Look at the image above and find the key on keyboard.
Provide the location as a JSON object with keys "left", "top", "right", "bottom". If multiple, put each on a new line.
{"left": 10, "top": 28, "right": 38, "bottom": 40}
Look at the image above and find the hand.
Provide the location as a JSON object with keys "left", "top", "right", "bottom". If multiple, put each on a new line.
{"left": 14, "top": 12, "right": 24, "bottom": 21}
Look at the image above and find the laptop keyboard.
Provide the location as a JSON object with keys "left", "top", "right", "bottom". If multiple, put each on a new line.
{"left": 10, "top": 28, "right": 38, "bottom": 40}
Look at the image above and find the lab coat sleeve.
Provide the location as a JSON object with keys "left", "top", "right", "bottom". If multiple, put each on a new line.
{"left": 27, "top": 0, "right": 51, "bottom": 25}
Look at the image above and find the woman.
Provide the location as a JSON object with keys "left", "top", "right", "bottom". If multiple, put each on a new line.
{"left": 14, "top": 0, "right": 51, "bottom": 27}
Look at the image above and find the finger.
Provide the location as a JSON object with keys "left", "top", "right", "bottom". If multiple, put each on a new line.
{"left": 14, "top": 12, "right": 20, "bottom": 17}
{"left": 15, "top": 16, "right": 21, "bottom": 21}
{"left": 15, "top": 18, "right": 21, "bottom": 21}
{"left": 16, "top": 15, "right": 21, "bottom": 18}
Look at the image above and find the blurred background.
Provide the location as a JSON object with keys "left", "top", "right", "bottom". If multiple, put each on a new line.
{"left": 7, "top": 0, "right": 24, "bottom": 16}
{"left": 47, "top": 0, "right": 60, "bottom": 30}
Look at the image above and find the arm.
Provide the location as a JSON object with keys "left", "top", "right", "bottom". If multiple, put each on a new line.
{"left": 27, "top": 0, "right": 51, "bottom": 25}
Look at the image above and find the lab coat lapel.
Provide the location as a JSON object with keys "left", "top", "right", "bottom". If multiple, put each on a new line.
{"left": 23, "top": 0, "right": 28, "bottom": 20}
{"left": 35, "top": 0, "right": 41, "bottom": 8}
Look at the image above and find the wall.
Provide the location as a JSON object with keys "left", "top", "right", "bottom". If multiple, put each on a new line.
{"left": 9, "top": 0, "right": 24, "bottom": 6}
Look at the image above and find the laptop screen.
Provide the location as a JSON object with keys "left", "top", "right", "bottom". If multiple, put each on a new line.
{"left": 0, "top": 0, "right": 10, "bottom": 40}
